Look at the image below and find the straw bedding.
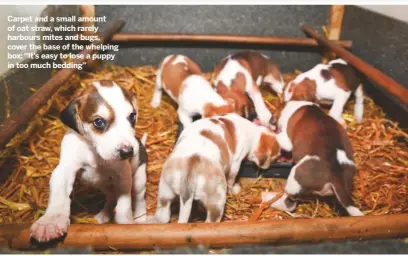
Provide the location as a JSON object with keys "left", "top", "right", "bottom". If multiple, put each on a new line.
{"left": 0, "top": 64, "right": 407, "bottom": 226}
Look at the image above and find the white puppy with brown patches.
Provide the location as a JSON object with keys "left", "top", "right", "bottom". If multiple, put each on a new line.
{"left": 283, "top": 59, "right": 364, "bottom": 126}
{"left": 30, "top": 80, "right": 148, "bottom": 242}
{"left": 213, "top": 51, "right": 284, "bottom": 126}
{"left": 154, "top": 113, "right": 280, "bottom": 223}
{"left": 150, "top": 54, "right": 235, "bottom": 127}
{"left": 265, "top": 101, "right": 364, "bottom": 216}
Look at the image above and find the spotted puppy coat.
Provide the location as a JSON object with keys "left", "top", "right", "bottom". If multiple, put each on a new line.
{"left": 150, "top": 54, "right": 235, "bottom": 127}
{"left": 283, "top": 59, "right": 364, "bottom": 126}
{"left": 213, "top": 51, "right": 284, "bottom": 126}
{"left": 266, "top": 101, "right": 364, "bottom": 216}
{"left": 154, "top": 113, "right": 280, "bottom": 223}
{"left": 30, "top": 80, "right": 148, "bottom": 242}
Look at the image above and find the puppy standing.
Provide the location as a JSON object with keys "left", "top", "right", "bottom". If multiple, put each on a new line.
{"left": 150, "top": 55, "right": 235, "bottom": 127}
{"left": 265, "top": 101, "right": 364, "bottom": 216}
{"left": 30, "top": 80, "right": 148, "bottom": 242}
{"left": 154, "top": 113, "right": 280, "bottom": 223}
{"left": 283, "top": 59, "right": 364, "bottom": 126}
{"left": 213, "top": 51, "right": 284, "bottom": 125}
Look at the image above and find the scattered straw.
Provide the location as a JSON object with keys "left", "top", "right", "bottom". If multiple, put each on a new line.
{"left": 0, "top": 64, "right": 406, "bottom": 226}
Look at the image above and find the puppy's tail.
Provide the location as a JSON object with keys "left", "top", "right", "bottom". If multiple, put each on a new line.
{"left": 141, "top": 132, "right": 148, "bottom": 146}
{"left": 354, "top": 84, "right": 364, "bottom": 123}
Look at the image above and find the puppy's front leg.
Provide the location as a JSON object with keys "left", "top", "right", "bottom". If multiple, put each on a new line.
{"left": 132, "top": 161, "right": 147, "bottom": 223}
{"left": 329, "top": 92, "right": 350, "bottom": 127}
{"left": 30, "top": 160, "right": 80, "bottom": 242}
{"left": 246, "top": 82, "right": 273, "bottom": 126}
{"left": 227, "top": 162, "right": 241, "bottom": 195}
{"left": 114, "top": 163, "right": 133, "bottom": 224}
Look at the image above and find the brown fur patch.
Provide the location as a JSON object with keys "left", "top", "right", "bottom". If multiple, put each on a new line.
{"left": 218, "top": 117, "right": 237, "bottom": 154}
{"left": 99, "top": 80, "right": 114, "bottom": 87}
{"left": 160, "top": 55, "right": 203, "bottom": 100}
{"left": 210, "top": 119, "right": 221, "bottom": 124}
{"left": 203, "top": 102, "right": 235, "bottom": 118}
{"left": 76, "top": 85, "right": 115, "bottom": 134}
{"left": 327, "top": 64, "right": 360, "bottom": 92}
{"left": 290, "top": 78, "right": 318, "bottom": 103}
{"left": 255, "top": 132, "right": 280, "bottom": 166}
{"left": 200, "top": 130, "right": 230, "bottom": 174}
{"left": 321, "top": 69, "right": 331, "bottom": 81}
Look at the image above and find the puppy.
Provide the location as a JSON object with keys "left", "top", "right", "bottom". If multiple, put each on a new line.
{"left": 265, "top": 101, "right": 364, "bottom": 216}
{"left": 30, "top": 80, "right": 148, "bottom": 242}
{"left": 212, "top": 51, "right": 284, "bottom": 126}
{"left": 150, "top": 54, "right": 235, "bottom": 127}
{"left": 154, "top": 113, "right": 280, "bottom": 223}
{"left": 283, "top": 59, "right": 364, "bottom": 126}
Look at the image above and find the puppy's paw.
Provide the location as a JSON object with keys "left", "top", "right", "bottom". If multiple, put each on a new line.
{"left": 232, "top": 183, "right": 241, "bottom": 195}
{"left": 261, "top": 192, "right": 296, "bottom": 212}
{"left": 144, "top": 215, "right": 159, "bottom": 224}
{"left": 30, "top": 213, "right": 70, "bottom": 242}
{"left": 133, "top": 213, "right": 147, "bottom": 223}
{"left": 115, "top": 212, "right": 134, "bottom": 224}
{"left": 95, "top": 210, "right": 112, "bottom": 224}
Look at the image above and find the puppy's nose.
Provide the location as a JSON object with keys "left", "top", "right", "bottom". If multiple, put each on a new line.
{"left": 118, "top": 145, "right": 134, "bottom": 159}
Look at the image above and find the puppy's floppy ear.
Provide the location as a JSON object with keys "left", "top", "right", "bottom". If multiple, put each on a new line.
{"left": 60, "top": 99, "right": 81, "bottom": 134}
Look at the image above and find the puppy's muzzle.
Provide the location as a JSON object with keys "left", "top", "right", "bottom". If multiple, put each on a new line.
{"left": 118, "top": 145, "right": 134, "bottom": 160}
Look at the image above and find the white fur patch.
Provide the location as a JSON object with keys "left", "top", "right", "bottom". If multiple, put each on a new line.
{"left": 172, "top": 55, "right": 187, "bottom": 65}
{"left": 256, "top": 75, "right": 263, "bottom": 86}
{"left": 213, "top": 59, "right": 252, "bottom": 88}
{"left": 354, "top": 84, "right": 364, "bottom": 123}
{"left": 177, "top": 74, "right": 229, "bottom": 123}
{"left": 264, "top": 74, "right": 284, "bottom": 95}
{"left": 336, "top": 149, "right": 355, "bottom": 166}
{"left": 262, "top": 192, "right": 296, "bottom": 212}
{"left": 329, "top": 58, "right": 347, "bottom": 66}
{"left": 346, "top": 206, "right": 364, "bottom": 216}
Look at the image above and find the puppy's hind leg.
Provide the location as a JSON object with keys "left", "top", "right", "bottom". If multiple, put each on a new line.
{"left": 155, "top": 178, "right": 176, "bottom": 224}
{"left": 205, "top": 190, "right": 226, "bottom": 223}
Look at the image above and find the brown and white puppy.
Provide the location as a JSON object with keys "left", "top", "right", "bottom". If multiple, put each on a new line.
{"left": 264, "top": 101, "right": 364, "bottom": 216}
{"left": 154, "top": 113, "right": 280, "bottom": 223}
{"left": 283, "top": 59, "right": 364, "bottom": 126}
{"left": 212, "top": 51, "right": 284, "bottom": 126}
{"left": 30, "top": 80, "right": 149, "bottom": 242}
{"left": 150, "top": 54, "right": 235, "bottom": 127}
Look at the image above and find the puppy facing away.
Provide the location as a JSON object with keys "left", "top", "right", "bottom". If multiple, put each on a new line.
{"left": 30, "top": 80, "right": 148, "bottom": 242}
{"left": 154, "top": 113, "right": 280, "bottom": 223}
{"left": 212, "top": 51, "right": 284, "bottom": 126}
{"left": 150, "top": 54, "right": 235, "bottom": 127}
{"left": 265, "top": 101, "right": 364, "bottom": 216}
{"left": 283, "top": 58, "right": 364, "bottom": 126}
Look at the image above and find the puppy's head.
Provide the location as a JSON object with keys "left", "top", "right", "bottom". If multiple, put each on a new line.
{"left": 60, "top": 80, "right": 139, "bottom": 161}
{"left": 248, "top": 129, "right": 280, "bottom": 169}
{"left": 283, "top": 78, "right": 317, "bottom": 103}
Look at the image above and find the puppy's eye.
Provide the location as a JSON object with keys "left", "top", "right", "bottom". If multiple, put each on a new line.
{"left": 128, "top": 112, "right": 137, "bottom": 125}
{"left": 93, "top": 118, "right": 106, "bottom": 130}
